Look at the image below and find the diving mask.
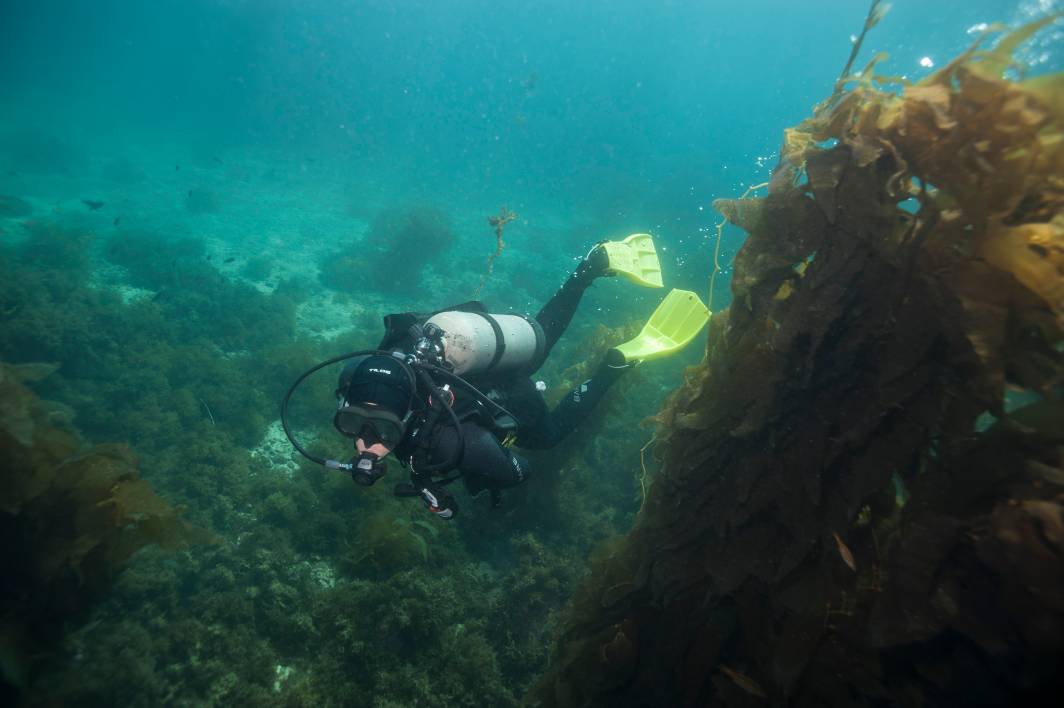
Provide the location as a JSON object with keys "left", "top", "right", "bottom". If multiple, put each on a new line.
{"left": 333, "top": 402, "right": 408, "bottom": 447}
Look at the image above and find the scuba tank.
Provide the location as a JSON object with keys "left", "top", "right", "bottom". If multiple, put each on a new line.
{"left": 425, "top": 310, "right": 546, "bottom": 377}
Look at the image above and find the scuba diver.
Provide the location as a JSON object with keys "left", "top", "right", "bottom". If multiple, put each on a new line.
{"left": 281, "top": 234, "right": 709, "bottom": 519}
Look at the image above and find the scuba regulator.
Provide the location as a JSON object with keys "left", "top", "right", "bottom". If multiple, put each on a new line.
{"left": 352, "top": 450, "right": 387, "bottom": 487}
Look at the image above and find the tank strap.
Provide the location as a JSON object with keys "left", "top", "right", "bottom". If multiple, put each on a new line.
{"left": 521, "top": 315, "right": 547, "bottom": 374}
{"left": 472, "top": 312, "right": 507, "bottom": 372}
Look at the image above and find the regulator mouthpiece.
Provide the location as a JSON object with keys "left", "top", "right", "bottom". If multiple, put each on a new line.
{"left": 351, "top": 451, "right": 386, "bottom": 487}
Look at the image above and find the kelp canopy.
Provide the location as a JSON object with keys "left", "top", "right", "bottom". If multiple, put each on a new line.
{"left": 530, "top": 13, "right": 1064, "bottom": 708}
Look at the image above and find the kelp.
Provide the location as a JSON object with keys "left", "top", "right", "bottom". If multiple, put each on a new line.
{"left": 474, "top": 206, "right": 519, "bottom": 298}
{"left": 529, "top": 13, "right": 1064, "bottom": 708}
{"left": 0, "top": 361, "right": 214, "bottom": 696}
{"left": 319, "top": 203, "right": 456, "bottom": 295}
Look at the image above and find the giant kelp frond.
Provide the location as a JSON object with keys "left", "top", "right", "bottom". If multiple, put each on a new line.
{"left": 530, "top": 14, "right": 1064, "bottom": 708}
{"left": 0, "top": 361, "right": 214, "bottom": 692}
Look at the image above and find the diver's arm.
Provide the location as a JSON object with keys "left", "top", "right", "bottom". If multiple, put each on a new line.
{"left": 431, "top": 422, "right": 530, "bottom": 488}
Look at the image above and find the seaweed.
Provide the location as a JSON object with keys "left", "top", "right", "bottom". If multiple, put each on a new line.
{"left": 0, "top": 361, "right": 214, "bottom": 697}
{"left": 0, "top": 199, "right": 532, "bottom": 705}
{"left": 319, "top": 203, "right": 455, "bottom": 294}
{"left": 103, "top": 229, "right": 298, "bottom": 353}
{"left": 341, "top": 506, "right": 435, "bottom": 572}
{"left": 473, "top": 206, "right": 519, "bottom": 298}
{"left": 530, "top": 12, "right": 1064, "bottom": 707}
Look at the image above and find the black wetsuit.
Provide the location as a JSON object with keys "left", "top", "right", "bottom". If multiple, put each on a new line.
{"left": 387, "top": 260, "right": 628, "bottom": 498}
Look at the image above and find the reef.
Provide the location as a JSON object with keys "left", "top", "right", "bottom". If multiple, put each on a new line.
{"left": 0, "top": 199, "right": 649, "bottom": 705}
{"left": 530, "top": 14, "right": 1064, "bottom": 708}
{"left": 0, "top": 360, "right": 213, "bottom": 699}
{"left": 103, "top": 228, "right": 301, "bottom": 355}
{"left": 319, "top": 203, "right": 456, "bottom": 294}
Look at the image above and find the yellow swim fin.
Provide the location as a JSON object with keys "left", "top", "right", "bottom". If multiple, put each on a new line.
{"left": 612, "top": 289, "right": 710, "bottom": 363}
{"left": 599, "top": 233, "right": 663, "bottom": 288}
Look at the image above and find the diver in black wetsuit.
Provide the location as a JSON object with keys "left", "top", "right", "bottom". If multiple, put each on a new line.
{"left": 281, "top": 234, "right": 707, "bottom": 519}
{"left": 334, "top": 245, "right": 629, "bottom": 519}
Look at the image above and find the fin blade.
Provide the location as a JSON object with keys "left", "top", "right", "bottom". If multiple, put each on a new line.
{"left": 601, "top": 233, "right": 664, "bottom": 288}
{"left": 614, "top": 289, "right": 710, "bottom": 362}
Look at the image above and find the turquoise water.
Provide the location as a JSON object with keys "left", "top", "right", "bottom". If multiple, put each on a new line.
{"left": 3, "top": 0, "right": 1056, "bottom": 311}
{"left": 1, "top": 1, "right": 1059, "bottom": 705}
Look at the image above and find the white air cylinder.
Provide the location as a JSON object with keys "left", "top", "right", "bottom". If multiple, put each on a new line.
{"left": 425, "top": 311, "right": 544, "bottom": 376}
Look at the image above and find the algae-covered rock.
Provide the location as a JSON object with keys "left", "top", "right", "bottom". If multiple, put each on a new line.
{"left": 531, "top": 11, "right": 1064, "bottom": 707}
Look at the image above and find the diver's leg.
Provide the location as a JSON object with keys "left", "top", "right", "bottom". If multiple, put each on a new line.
{"left": 534, "top": 246, "right": 610, "bottom": 356}
{"left": 516, "top": 351, "right": 632, "bottom": 449}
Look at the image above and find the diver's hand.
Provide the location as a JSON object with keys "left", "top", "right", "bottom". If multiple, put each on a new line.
{"left": 419, "top": 485, "right": 458, "bottom": 520}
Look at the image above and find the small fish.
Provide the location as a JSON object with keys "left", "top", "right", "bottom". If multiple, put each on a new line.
{"left": 113, "top": 217, "right": 121, "bottom": 227}
{"left": 719, "top": 666, "right": 766, "bottom": 698}
{"left": 223, "top": 256, "right": 235, "bottom": 263}
{"left": 206, "top": 254, "right": 213, "bottom": 261}
{"left": 175, "top": 164, "right": 181, "bottom": 171}
{"left": 82, "top": 199, "right": 105, "bottom": 211}
{"left": 212, "top": 156, "right": 223, "bottom": 165}
{"left": 832, "top": 531, "right": 857, "bottom": 571}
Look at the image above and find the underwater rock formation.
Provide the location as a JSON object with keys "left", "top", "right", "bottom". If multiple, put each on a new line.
{"left": 530, "top": 16, "right": 1064, "bottom": 708}
{"left": 0, "top": 361, "right": 213, "bottom": 699}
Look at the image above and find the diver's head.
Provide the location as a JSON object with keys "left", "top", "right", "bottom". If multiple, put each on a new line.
{"left": 334, "top": 355, "right": 415, "bottom": 461}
